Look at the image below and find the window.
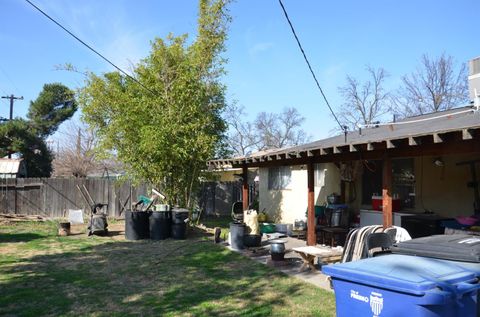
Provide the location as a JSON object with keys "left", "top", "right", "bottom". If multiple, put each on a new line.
{"left": 361, "top": 159, "right": 415, "bottom": 208}
{"left": 268, "top": 166, "right": 291, "bottom": 190}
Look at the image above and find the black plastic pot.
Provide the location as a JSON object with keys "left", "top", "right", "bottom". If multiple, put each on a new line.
{"left": 171, "top": 208, "right": 189, "bottom": 239}
{"left": 243, "top": 234, "right": 261, "bottom": 247}
{"left": 149, "top": 211, "right": 172, "bottom": 240}
{"left": 230, "top": 222, "right": 245, "bottom": 250}
{"left": 125, "top": 210, "right": 150, "bottom": 240}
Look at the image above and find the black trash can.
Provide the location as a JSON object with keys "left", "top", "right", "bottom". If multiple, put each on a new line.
{"left": 149, "top": 210, "right": 172, "bottom": 240}
{"left": 125, "top": 210, "right": 150, "bottom": 240}
{"left": 171, "top": 208, "right": 189, "bottom": 240}
{"left": 392, "top": 234, "right": 480, "bottom": 316}
{"left": 230, "top": 222, "right": 245, "bottom": 250}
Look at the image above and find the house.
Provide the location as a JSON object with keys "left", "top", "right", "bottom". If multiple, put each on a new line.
{"left": 209, "top": 58, "right": 480, "bottom": 245}
{"left": 0, "top": 158, "right": 27, "bottom": 178}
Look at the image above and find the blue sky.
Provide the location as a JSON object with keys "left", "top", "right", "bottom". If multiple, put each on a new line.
{"left": 0, "top": 0, "right": 478, "bottom": 142}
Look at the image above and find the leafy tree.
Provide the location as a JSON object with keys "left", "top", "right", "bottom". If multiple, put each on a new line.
{"left": 79, "top": 0, "right": 230, "bottom": 207}
{"left": 0, "top": 83, "right": 76, "bottom": 177}
{"left": 27, "top": 83, "right": 77, "bottom": 137}
{"left": 0, "top": 120, "right": 52, "bottom": 177}
{"left": 337, "top": 66, "right": 390, "bottom": 130}
{"left": 394, "top": 53, "right": 469, "bottom": 116}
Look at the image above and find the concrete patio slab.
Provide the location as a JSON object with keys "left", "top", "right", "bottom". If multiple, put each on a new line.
{"left": 228, "top": 234, "right": 343, "bottom": 291}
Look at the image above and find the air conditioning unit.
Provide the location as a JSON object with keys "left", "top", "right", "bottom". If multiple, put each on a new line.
{"left": 468, "top": 57, "right": 480, "bottom": 106}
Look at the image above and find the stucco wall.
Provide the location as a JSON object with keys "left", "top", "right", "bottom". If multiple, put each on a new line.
{"left": 259, "top": 163, "right": 341, "bottom": 224}
{"left": 414, "top": 153, "right": 480, "bottom": 217}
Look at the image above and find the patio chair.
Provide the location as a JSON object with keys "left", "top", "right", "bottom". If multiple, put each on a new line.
{"left": 319, "top": 206, "right": 350, "bottom": 247}
{"left": 366, "top": 232, "right": 393, "bottom": 257}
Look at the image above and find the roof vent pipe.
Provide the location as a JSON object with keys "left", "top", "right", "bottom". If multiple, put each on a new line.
{"left": 468, "top": 57, "right": 480, "bottom": 111}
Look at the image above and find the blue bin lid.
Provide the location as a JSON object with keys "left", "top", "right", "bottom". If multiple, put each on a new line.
{"left": 322, "top": 254, "right": 478, "bottom": 296}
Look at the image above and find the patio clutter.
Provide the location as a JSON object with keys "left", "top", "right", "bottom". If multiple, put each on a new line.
{"left": 149, "top": 205, "right": 171, "bottom": 240}
{"left": 341, "top": 225, "right": 411, "bottom": 263}
{"left": 58, "top": 222, "right": 71, "bottom": 236}
{"left": 270, "top": 239, "right": 286, "bottom": 261}
{"left": 292, "top": 246, "right": 343, "bottom": 271}
{"left": 77, "top": 185, "right": 108, "bottom": 236}
{"left": 125, "top": 189, "right": 190, "bottom": 241}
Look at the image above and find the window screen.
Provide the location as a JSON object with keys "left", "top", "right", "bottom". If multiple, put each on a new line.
{"left": 268, "top": 166, "right": 292, "bottom": 190}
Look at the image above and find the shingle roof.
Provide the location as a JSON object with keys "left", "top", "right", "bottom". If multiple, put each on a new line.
{"left": 209, "top": 105, "right": 480, "bottom": 167}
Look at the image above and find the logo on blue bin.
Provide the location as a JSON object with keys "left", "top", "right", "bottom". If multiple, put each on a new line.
{"left": 370, "top": 292, "right": 383, "bottom": 316}
{"left": 350, "top": 289, "right": 384, "bottom": 316}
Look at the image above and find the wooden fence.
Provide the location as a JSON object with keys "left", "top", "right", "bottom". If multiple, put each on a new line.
{"left": 0, "top": 178, "right": 147, "bottom": 218}
{"left": 198, "top": 181, "right": 256, "bottom": 216}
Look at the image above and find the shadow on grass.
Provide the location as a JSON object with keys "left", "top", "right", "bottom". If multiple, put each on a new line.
{"left": 0, "top": 232, "right": 44, "bottom": 243}
{"left": 0, "top": 233, "right": 333, "bottom": 317}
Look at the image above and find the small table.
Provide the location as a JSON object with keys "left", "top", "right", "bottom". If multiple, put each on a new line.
{"left": 292, "top": 246, "right": 343, "bottom": 271}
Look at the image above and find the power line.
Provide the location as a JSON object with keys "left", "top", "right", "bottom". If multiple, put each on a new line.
{"left": 24, "top": 0, "right": 156, "bottom": 95}
{"left": 277, "top": 0, "right": 344, "bottom": 132}
{"left": 0, "top": 65, "right": 23, "bottom": 96}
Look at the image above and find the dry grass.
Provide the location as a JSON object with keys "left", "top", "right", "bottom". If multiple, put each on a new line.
{"left": 0, "top": 220, "right": 335, "bottom": 316}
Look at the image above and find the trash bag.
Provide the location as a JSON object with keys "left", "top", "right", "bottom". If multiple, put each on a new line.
{"left": 244, "top": 209, "right": 259, "bottom": 235}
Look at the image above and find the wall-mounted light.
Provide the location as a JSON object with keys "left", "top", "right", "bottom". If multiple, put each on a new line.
{"left": 433, "top": 157, "right": 444, "bottom": 167}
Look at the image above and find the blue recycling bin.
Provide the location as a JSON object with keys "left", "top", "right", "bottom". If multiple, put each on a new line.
{"left": 444, "top": 260, "right": 480, "bottom": 317}
{"left": 322, "top": 254, "right": 480, "bottom": 317}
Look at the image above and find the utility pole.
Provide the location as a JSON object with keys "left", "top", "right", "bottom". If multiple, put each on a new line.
{"left": 1, "top": 94, "right": 24, "bottom": 158}
{"left": 1, "top": 94, "right": 23, "bottom": 120}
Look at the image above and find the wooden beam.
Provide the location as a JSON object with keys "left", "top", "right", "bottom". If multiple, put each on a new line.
{"left": 296, "top": 152, "right": 302, "bottom": 158}
{"left": 382, "top": 157, "right": 393, "bottom": 229}
{"left": 229, "top": 136, "right": 480, "bottom": 168}
{"left": 349, "top": 144, "right": 358, "bottom": 152}
{"left": 386, "top": 139, "right": 396, "bottom": 149}
{"left": 320, "top": 148, "right": 327, "bottom": 155}
{"left": 307, "top": 161, "right": 316, "bottom": 246}
{"left": 333, "top": 146, "right": 341, "bottom": 154}
{"left": 367, "top": 143, "right": 374, "bottom": 151}
{"left": 242, "top": 165, "right": 249, "bottom": 211}
{"left": 408, "top": 136, "right": 420, "bottom": 146}
{"left": 463, "top": 129, "right": 473, "bottom": 140}
{"left": 433, "top": 133, "right": 443, "bottom": 143}
{"left": 307, "top": 150, "right": 314, "bottom": 157}
{"left": 340, "top": 180, "right": 346, "bottom": 204}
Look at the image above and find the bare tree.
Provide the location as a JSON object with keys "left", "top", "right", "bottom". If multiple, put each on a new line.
{"left": 337, "top": 66, "right": 390, "bottom": 130}
{"left": 255, "top": 107, "right": 309, "bottom": 150}
{"left": 52, "top": 122, "right": 121, "bottom": 177}
{"left": 224, "top": 103, "right": 259, "bottom": 156}
{"left": 225, "top": 106, "right": 309, "bottom": 155}
{"left": 394, "top": 53, "right": 469, "bottom": 116}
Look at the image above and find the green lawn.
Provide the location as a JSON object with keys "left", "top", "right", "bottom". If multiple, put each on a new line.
{"left": 0, "top": 220, "right": 335, "bottom": 317}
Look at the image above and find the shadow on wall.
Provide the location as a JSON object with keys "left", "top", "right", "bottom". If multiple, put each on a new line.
{"left": 316, "top": 165, "right": 341, "bottom": 206}
{"left": 263, "top": 190, "right": 284, "bottom": 223}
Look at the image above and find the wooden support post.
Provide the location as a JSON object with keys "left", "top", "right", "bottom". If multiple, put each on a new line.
{"left": 307, "top": 161, "right": 316, "bottom": 246}
{"left": 242, "top": 165, "right": 249, "bottom": 211}
{"left": 382, "top": 157, "right": 393, "bottom": 229}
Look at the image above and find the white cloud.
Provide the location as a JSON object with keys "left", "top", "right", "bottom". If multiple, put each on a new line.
{"left": 248, "top": 42, "right": 274, "bottom": 57}
{"left": 37, "top": 0, "right": 152, "bottom": 72}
